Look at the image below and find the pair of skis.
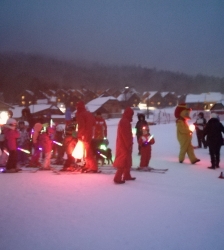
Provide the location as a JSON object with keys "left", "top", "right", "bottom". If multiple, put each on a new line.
{"left": 132, "top": 167, "right": 168, "bottom": 173}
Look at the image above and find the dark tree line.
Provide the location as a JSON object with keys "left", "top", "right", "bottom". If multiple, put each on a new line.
{"left": 0, "top": 52, "right": 223, "bottom": 102}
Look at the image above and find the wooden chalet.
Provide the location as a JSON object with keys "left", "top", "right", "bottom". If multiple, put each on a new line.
{"left": 144, "top": 91, "right": 163, "bottom": 108}
{"left": 56, "top": 89, "right": 69, "bottom": 103}
{"left": 86, "top": 97, "right": 122, "bottom": 118}
{"left": 185, "top": 93, "right": 224, "bottom": 111}
{"left": 160, "top": 92, "right": 178, "bottom": 108}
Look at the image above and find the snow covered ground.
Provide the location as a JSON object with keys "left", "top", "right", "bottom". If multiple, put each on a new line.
{"left": 1, "top": 114, "right": 224, "bottom": 250}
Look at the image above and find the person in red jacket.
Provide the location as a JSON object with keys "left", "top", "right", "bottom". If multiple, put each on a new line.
{"left": 93, "top": 112, "right": 107, "bottom": 139}
{"left": 138, "top": 126, "right": 155, "bottom": 169}
{"left": 2, "top": 118, "right": 20, "bottom": 173}
{"left": 76, "top": 101, "right": 98, "bottom": 173}
{"left": 113, "top": 107, "right": 136, "bottom": 184}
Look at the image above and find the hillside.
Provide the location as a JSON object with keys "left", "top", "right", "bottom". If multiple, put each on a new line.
{"left": 0, "top": 52, "right": 223, "bottom": 102}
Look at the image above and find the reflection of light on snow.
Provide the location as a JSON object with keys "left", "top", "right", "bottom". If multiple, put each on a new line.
{"left": 0, "top": 111, "right": 9, "bottom": 125}
{"left": 132, "top": 127, "right": 136, "bottom": 137}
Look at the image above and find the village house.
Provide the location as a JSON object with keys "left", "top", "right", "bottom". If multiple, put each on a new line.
{"left": 86, "top": 96, "right": 123, "bottom": 118}
{"left": 160, "top": 92, "right": 178, "bottom": 108}
{"left": 185, "top": 92, "right": 224, "bottom": 111}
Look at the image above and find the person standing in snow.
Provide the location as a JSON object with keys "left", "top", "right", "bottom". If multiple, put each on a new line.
{"left": 174, "top": 104, "right": 200, "bottom": 164}
{"left": 59, "top": 126, "right": 77, "bottom": 171}
{"left": 38, "top": 126, "right": 54, "bottom": 170}
{"left": 137, "top": 126, "right": 155, "bottom": 170}
{"left": 2, "top": 118, "right": 20, "bottom": 173}
{"left": 75, "top": 101, "right": 98, "bottom": 173}
{"left": 194, "top": 112, "right": 207, "bottom": 148}
{"left": 203, "top": 113, "right": 224, "bottom": 169}
{"left": 93, "top": 112, "right": 107, "bottom": 140}
{"left": 113, "top": 107, "right": 136, "bottom": 184}
{"left": 17, "top": 121, "right": 30, "bottom": 167}
{"left": 29, "top": 123, "right": 43, "bottom": 167}
{"left": 92, "top": 112, "right": 109, "bottom": 159}
{"left": 135, "top": 113, "right": 148, "bottom": 155}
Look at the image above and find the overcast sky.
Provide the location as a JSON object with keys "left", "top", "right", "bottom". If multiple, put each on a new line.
{"left": 0, "top": 0, "right": 224, "bottom": 77}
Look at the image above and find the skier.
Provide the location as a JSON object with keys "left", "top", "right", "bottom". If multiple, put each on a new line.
{"left": 203, "top": 113, "right": 224, "bottom": 169}
{"left": 38, "top": 126, "right": 54, "bottom": 170}
{"left": 75, "top": 101, "right": 98, "bottom": 173}
{"left": 2, "top": 118, "right": 20, "bottom": 173}
{"left": 135, "top": 113, "right": 148, "bottom": 155}
{"left": 137, "top": 126, "right": 155, "bottom": 170}
{"left": 17, "top": 121, "right": 30, "bottom": 167}
{"left": 59, "top": 125, "right": 77, "bottom": 172}
{"left": 113, "top": 107, "right": 136, "bottom": 184}
{"left": 174, "top": 104, "right": 200, "bottom": 164}
{"left": 29, "top": 123, "right": 43, "bottom": 167}
{"left": 194, "top": 112, "right": 207, "bottom": 148}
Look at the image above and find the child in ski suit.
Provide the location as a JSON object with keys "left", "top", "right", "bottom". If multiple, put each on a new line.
{"left": 3, "top": 118, "right": 20, "bottom": 173}
{"left": 38, "top": 126, "right": 53, "bottom": 170}
{"left": 60, "top": 126, "right": 77, "bottom": 171}
{"left": 138, "top": 126, "right": 155, "bottom": 169}
{"left": 17, "top": 121, "right": 30, "bottom": 166}
{"left": 29, "top": 123, "right": 43, "bottom": 167}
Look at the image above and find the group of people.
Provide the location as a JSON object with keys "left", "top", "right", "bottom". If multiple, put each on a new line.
{"left": 0, "top": 103, "right": 223, "bottom": 184}
{"left": 174, "top": 104, "right": 224, "bottom": 170}
{"left": 0, "top": 102, "right": 108, "bottom": 174}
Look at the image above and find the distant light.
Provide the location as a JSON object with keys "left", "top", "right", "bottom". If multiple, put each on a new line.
{"left": 189, "top": 124, "right": 195, "bottom": 132}
{"left": 0, "top": 111, "right": 9, "bottom": 125}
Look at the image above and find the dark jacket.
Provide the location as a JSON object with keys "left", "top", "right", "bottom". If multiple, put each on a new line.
{"left": 135, "top": 114, "right": 148, "bottom": 137}
{"left": 204, "top": 118, "right": 224, "bottom": 147}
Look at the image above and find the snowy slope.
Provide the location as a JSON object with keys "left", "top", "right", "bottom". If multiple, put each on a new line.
{"left": 0, "top": 116, "right": 224, "bottom": 250}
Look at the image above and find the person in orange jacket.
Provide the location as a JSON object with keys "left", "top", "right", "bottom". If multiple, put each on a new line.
{"left": 113, "top": 107, "right": 136, "bottom": 184}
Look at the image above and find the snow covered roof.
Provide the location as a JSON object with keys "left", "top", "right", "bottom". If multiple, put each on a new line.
{"left": 36, "top": 99, "right": 49, "bottom": 104}
{"left": 9, "top": 106, "right": 25, "bottom": 118}
{"left": 185, "top": 92, "right": 224, "bottom": 103}
{"left": 160, "top": 92, "right": 169, "bottom": 97}
{"left": 86, "top": 96, "right": 117, "bottom": 113}
{"left": 25, "top": 90, "right": 34, "bottom": 95}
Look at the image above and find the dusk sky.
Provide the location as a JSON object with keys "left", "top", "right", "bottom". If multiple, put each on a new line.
{"left": 1, "top": 0, "right": 224, "bottom": 77}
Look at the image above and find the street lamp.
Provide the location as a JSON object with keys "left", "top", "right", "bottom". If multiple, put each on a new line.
{"left": 124, "top": 85, "right": 129, "bottom": 108}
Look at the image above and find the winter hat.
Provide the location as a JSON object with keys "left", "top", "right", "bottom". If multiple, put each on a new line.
{"left": 123, "top": 107, "right": 134, "bottom": 121}
{"left": 211, "top": 113, "right": 218, "bottom": 118}
{"left": 6, "top": 118, "right": 17, "bottom": 126}
{"left": 174, "top": 104, "right": 191, "bottom": 119}
{"left": 33, "top": 123, "right": 43, "bottom": 132}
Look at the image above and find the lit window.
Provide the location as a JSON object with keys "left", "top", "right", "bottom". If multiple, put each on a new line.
{"left": 21, "top": 96, "right": 25, "bottom": 99}
{"left": 58, "top": 98, "right": 61, "bottom": 102}
{"left": 157, "top": 102, "right": 160, "bottom": 105}
{"left": 22, "top": 101, "right": 25, "bottom": 105}
{"left": 29, "top": 101, "right": 31, "bottom": 104}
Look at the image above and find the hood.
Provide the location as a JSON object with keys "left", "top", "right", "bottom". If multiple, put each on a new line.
{"left": 123, "top": 107, "right": 134, "bottom": 121}
{"left": 76, "top": 101, "right": 86, "bottom": 113}
{"left": 174, "top": 104, "right": 191, "bottom": 120}
{"left": 137, "top": 113, "right": 145, "bottom": 121}
{"left": 33, "top": 123, "right": 43, "bottom": 132}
